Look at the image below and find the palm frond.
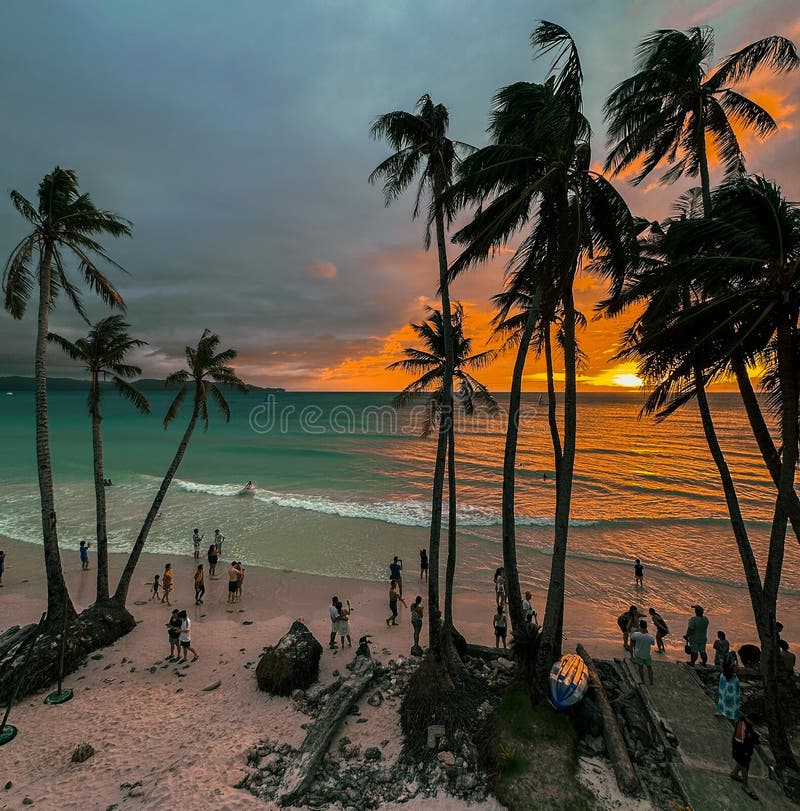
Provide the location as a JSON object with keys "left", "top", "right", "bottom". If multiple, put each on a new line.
{"left": 112, "top": 377, "right": 151, "bottom": 414}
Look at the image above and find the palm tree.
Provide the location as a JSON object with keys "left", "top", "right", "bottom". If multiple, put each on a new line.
{"left": 370, "top": 95, "right": 472, "bottom": 659}
{"left": 388, "top": 304, "right": 497, "bottom": 634}
{"left": 112, "top": 329, "right": 248, "bottom": 605}
{"left": 2, "top": 168, "right": 130, "bottom": 627}
{"left": 48, "top": 316, "right": 150, "bottom": 603}
{"left": 448, "top": 24, "right": 638, "bottom": 681}
{"left": 607, "top": 176, "right": 800, "bottom": 773}
{"left": 604, "top": 25, "right": 798, "bottom": 217}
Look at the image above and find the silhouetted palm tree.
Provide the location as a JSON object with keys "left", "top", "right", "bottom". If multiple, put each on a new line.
{"left": 2, "top": 167, "right": 130, "bottom": 627}
{"left": 113, "top": 329, "right": 248, "bottom": 604}
{"left": 370, "top": 95, "right": 472, "bottom": 659}
{"left": 389, "top": 304, "right": 497, "bottom": 632}
{"left": 48, "top": 316, "right": 150, "bottom": 602}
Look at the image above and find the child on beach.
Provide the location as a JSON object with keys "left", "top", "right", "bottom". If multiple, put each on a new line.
{"left": 410, "top": 596, "right": 424, "bottom": 648}
{"left": 79, "top": 541, "right": 91, "bottom": 571}
{"left": 166, "top": 609, "right": 181, "bottom": 659}
{"left": 630, "top": 619, "right": 655, "bottom": 685}
{"left": 714, "top": 630, "right": 730, "bottom": 666}
{"left": 386, "top": 579, "right": 406, "bottom": 626}
{"left": 150, "top": 574, "right": 160, "bottom": 601}
{"left": 634, "top": 558, "right": 644, "bottom": 588}
{"left": 178, "top": 610, "right": 199, "bottom": 662}
{"left": 493, "top": 605, "right": 508, "bottom": 650}
{"left": 160, "top": 563, "right": 173, "bottom": 606}
{"left": 194, "top": 564, "right": 205, "bottom": 605}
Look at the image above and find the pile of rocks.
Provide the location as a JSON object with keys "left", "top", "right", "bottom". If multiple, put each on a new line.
{"left": 240, "top": 653, "right": 503, "bottom": 809}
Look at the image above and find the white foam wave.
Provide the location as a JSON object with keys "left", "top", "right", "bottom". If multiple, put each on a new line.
{"left": 174, "top": 479, "right": 250, "bottom": 497}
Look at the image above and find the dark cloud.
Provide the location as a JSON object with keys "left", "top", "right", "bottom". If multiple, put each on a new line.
{"left": 1, "top": 1, "right": 797, "bottom": 388}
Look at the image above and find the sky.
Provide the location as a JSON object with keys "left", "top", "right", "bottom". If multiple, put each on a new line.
{"left": 0, "top": 0, "right": 798, "bottom": 391}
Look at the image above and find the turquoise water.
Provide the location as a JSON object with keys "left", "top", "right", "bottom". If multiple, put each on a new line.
{"left": 1, "top": 388, "right": 798, "bottom": 629}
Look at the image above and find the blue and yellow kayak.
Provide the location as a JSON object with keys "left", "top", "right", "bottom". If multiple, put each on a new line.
{"left": 548, "top": 653, "right": 589, "bottom": 711}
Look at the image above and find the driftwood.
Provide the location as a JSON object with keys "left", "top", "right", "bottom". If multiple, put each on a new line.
{"left": 277, "top": 654, "right": 378, "bottom": 806}
{"left": 576, "top": 644, "right": 639, "bottom": 796}
{"left": 465, "top": 643, "right": 511, "bottom": 662}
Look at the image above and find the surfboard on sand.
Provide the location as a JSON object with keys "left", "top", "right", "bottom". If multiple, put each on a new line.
{"left": 548, "top": 653, "right": 589, "bottom": 711}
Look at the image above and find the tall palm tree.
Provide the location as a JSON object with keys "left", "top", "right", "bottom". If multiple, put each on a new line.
{"left": 370, "top": 95, "right": 472, "bottom": 659}
{"left": 388, "top": 304, "right": 497, "bottom": 633}
{"left": 48, "top": 316, "right": 150, "bottom": 603}
{"left": 607, "top": 176, "right": 800, "bottom": 773}
{"left": 604, "top": 25, "right": 798, "bottom": 217}
{"left": 113, "top": 329, "right": 248, "bottom": 605}
{"left": 448, "top": 24, "right": 638, "bottom": 679}
{"left": 2, "top": 168, "right": 130, "bottom": 627}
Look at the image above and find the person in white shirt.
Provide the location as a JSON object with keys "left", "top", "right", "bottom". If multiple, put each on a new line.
{"left": 522, "top": 591, "right": 538, "bottom": 625}
{"left": 329, "top": 596, "right": 340, "bottom": 649}
{"left": 178, "top": 610, "right": 199, "bottom": 662}
{"left": 630, "top": 619, "right": 655, "bottom": 685}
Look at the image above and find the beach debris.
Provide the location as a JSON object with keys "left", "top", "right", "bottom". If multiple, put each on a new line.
{"left": 90, "top": 654, "right": 103, "bottom": 661}
{"left": 256, "top": 621, "right": 323, "bottom": 696}
{"left": 4, "top": 781, "right": 12, "bottom": 790}
{"left": 202, "top": 680, "right": 222, "bottom": 692}
{"left": 367, "top": 689, "right": 383, "bottom": 707}
{"left": 22, "top": 798, "right": 33, "bottom": 806}
{"left": 242, "top": 620, "right": 254, "bottom": 625}
{"left": 71, "top": 742, "right": 95, "bottom": 763}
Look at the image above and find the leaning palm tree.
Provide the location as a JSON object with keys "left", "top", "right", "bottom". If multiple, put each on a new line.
{"left": 604, "top": 25, "right": 798, "bottom": 217}
{"left": 370, "top": 95, "right": 472, "bottom": 660}
{"left": 388, "top": 304, "right": 497, "bottom": 635}
{"left": 48, "top": 316, "right": 150, "bottom": 603}
{"left": 113, "top": 330, "right": 248, "bottom": 605}
{"left": 2, "top": 167, "right": 130, "bottom": 628}
{"left": 608, "top": 176, "right": 800, "bottom": 774}
{"left": 448, "top": 24, "right": 638, "bottom": 682}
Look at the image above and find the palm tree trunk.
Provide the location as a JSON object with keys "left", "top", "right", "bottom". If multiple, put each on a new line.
{"left": 443, "top": 423, "right": 457, "bottom": 628}
{"left": 538, "top": 287, "right": 578, "bottom": 678}
{"left": 427, "top": 187, "right": 455, "bottom": 657}
{"left": 35, "top": 245, "right": 77, "bottom": 627}
{"left": 501, "top": 301, "right": 538, "bottom": 637}
{"left": 733, "top": 358, "right": 800, "bottom": 544}
{"left": 91, "top": 379, "right": 110, "bottom": 602}
{"left": 544, "top": 323, "right": 563, "bottom": 483}
{"left": 112, "top": 405, "right": 199, "bottom": 605}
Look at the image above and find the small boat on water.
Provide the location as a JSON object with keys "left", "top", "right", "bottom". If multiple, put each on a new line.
{"left": 548, "top": 653, "right": 589, "bottom": 711}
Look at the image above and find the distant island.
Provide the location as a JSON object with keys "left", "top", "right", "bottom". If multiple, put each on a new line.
{"left": 0, "top": 376, "right": 285, "bottom": 394}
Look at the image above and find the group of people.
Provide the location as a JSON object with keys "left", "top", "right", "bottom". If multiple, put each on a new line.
{"left": 165, "top": 608, "right": 199, "bottom": 662}
{"left": 491, "top": 567, "right": 538, "bottom": 649}
{"left": 328, "top": 596, "right": 352, "bottom": 648}
{"left": 227, "top": 561, "right": 246, "bottom": 603}
{"left": 378, "top": 554, "right": 427, "bottom": 648}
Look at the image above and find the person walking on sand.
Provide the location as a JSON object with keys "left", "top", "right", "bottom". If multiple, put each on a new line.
{"left": 390, "top": 556, "right": 403, "bottom": 596}
{"left": 410, "top": 596, "right": 424, "bottom": 648}
{"left": 178, "top": 610, "right": 199, "bottom": 662}
{"left": 522, "top": 591, "right": 538, "bottom": 625}
{"left": 634, "top": 558, "right": 644, "bottom": 588}
{"left": 493, "top": 605, "right": 508, "bottom": 650}
{"left": 685, "top": 604, "right": 709, "bottom": 667}
{"left": 714, "top": 630, "right": 731, "bottom": 667}
{"left": 329, "top": 596, "right": 340, "bottom": 649}
{"left": 166, "top": 608, "right": 181, "bottom": 659}
{"left": 386, "top": 579, "right": 407, "bottom": 626}
{"left": 630, "top": 619, "right": 655, "bottom": 685}
{"left": 150, "top": 573, "right": 160, "bottom": 601}
{"left": 227, "top": 562, "right": 239, "bottom": 603}
{"left": 192, "top": 528, "right": 203, "bottom": 560}
{"left": 717, "top": 655, "right": 741, "bottom": 721}
{"left": 731, "top": 715, "right": 760, "bottom": 801}
{"left": 79, "top": 541, "right": 91, "bottom": 571}
{"left": 419, "top": 548, "right": 428, "bottom": 581}
{"left": 194, "top": 564, "right": 205, "bottom": 605}
{"left": 160, "top": 563, "right": 173, "bottom": 606}
{"left": 207, "top": 543, "right": 218, "bottom": 578}
{"left": 648, "top": 607, "right": 669, "bottom": 653}
{"left": 337, "top": 599, "right": 352, "bottom": 648}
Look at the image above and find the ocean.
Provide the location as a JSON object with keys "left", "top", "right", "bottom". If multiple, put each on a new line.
{"left": 1, "top": 388, "right": 798, "bottom": 638}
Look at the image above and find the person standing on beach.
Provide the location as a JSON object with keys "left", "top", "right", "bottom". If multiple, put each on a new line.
{"left": 617, "top": 605, "right": 642, "bottom": 651}
{"left": 329, "top": 596, "right": 340, "bottom": 649}
{"left": 386, "top": 580, "right": 406, "bottom": 626}
{"left": 419, "top": 549, "right": 428, "bottom": 581}
{"left": 150, "top": 573, "right": 160, "bottom": 601}
{"left": 160, "top": 563, "right": 173, "bottom": 606}
{"left": 236, "top": 562, "right": 245, "bottom": 597}
{"left": 227, "top": 562, "right": 239, "bottom": 603}
{"left": 214, "top": 529, "right": 225, "bottom": 554}
{"left": 685, "top": 605, "right": 709, "bottom": 666}
{"left": 648, "top": 607, "right": 669, "bottom": 653}
{"left": 0, "top": 549, "right": 5, "bottom": 587}
{"left": 337, "top": 599, "right": 352, "bottom": 648}
{"left": 494, "top": 568, "right": 506, "bottom": 608}
{"left": 522, "top": 591, "right": 538, "bottom": 625}
{"left": 194, "top": 564, "right": 205, "bottom": 605}
{"left": 493, "top": 605, "right": 508, "bottom": 649}
{"left": 410, "top": 596, "right": 424, "bottom": 648}
{"left": 178, "top": 610, "right": 199, "bottom": 662}
{"left": 79, "top": 541, "right": 91, "bottom": 571}
{"left": 714, "top": 630, "right": 731, "bottom": 666}
{"left": 166, "top": 608, "right": 181, "bottom": 659}
{"left": 192, "top": 529, "right": 203, "bottom": 560}
{"left": 634, "top": 558, "right": 644, "bottom": 588}
{"left": 717, "top": 656, "right": 741, "bottom": 721}
{"left": 390, "top": 557, "right": 403, "bottom": 596}
{"left": 731, "top": 715, "right": 760, "bottom": 801}
{"left": 207, "top": 543, "right": 218, "bottom": 578}
{"left": 630, "top": 619, "right": 655, "bottom": 685}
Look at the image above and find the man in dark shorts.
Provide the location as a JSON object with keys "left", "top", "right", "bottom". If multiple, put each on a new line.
{"left": 227, "top": 562, "right": 239, "bottom": 603}
{"left": 386, "top": 579, "right": 406, "bottom": 626}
